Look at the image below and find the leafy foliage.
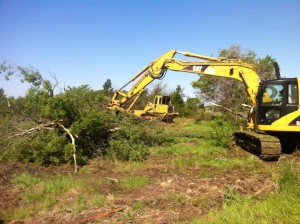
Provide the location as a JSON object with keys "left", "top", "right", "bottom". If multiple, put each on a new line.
{"left": 1, "top": 130, "right": 73, "bottom": 165}
{"left": 71, "top": 110, "right": 113, "bottom": 158}
{"left": 108, "top": 116, "right": 168, "bottom": 162}
{"left": 0, "top": 61, "right": 173, "bottom": 165}
{"left": 182, "top": 97, "right": 204, "bottom": 117}
{"left": 209, "top": 116, "right": 236, "bottom": 148}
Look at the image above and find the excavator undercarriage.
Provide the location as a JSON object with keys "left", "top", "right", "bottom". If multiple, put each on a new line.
{"left": 234, "top": 131, "right": 282, "bottom": 161}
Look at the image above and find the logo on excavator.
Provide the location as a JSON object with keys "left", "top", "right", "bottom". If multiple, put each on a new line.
{"left": 183, "top": 65, "right": 207, "bottom": 72}
{"left": 192, "top": 66, "right": 204, "bottom": 71}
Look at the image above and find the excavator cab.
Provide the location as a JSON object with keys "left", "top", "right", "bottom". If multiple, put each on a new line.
{"left": 256, "top": 78, "right": 299, "bottom": 126}
{"left": 255, "top": 78, "right": 300, "bottom": 155}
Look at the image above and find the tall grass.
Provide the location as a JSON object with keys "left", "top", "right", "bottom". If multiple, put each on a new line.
{"left": 191, "top": 165, "right": 300, "bottom": 224}
{"left": 121, "top": 176, "right": 150, "bottom": 189}
{"left": 12, "top": 172, "right": 40, "bottom": 188}
{"left": 12, "top": 173, "right": 80, "bottom": 211}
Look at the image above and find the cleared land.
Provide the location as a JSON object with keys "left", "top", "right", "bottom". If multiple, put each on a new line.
{"left": 1, "top": 118, "right": 299, "bottom": 223}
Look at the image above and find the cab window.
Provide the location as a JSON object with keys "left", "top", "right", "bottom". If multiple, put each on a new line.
{"left": 288, "top": 83, "right": 298, "bottom": 104}
{"left": 262, "top": 84, "right": 284, "bottom": 106}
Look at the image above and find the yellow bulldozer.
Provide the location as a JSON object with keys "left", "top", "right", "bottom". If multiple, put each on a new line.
{"left": 133, "top": 95, "right": 179, "bottom": 122}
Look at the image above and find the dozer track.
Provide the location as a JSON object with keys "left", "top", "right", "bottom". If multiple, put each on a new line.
{"left": 234, "top": 131, "right": 281, "bottom": 161}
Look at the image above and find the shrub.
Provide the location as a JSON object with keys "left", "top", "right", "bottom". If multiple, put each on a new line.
{"left": 209, "top": 116, "right": 236, "bottom": 148}
{"left": 71, "top": 110, "right": 113, "bottom": 158}
{"left": 194, "top": 111, "right": 214, "bottom": 124}
{"left": 108, "top": 117, "right": 149, "bottom": 162}
{"left": 0, "top": 130, "right": 74, "bottom": 165}
{"left": 108, "top": 116, "right": 172, "bottom": 162}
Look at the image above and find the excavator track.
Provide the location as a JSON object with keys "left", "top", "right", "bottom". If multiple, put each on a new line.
{"left": 234, "top": 131, "right": 281, "bottom": 161}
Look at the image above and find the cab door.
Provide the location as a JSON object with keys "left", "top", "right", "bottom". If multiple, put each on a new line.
{"left": 257, "top": 81, "right": 286, "bottom": 125}
{"left": 257, "top": 79, "right": 298, "bottom": 126}
{"left": 287, "top": 82, "right": 299, "bottom": 115}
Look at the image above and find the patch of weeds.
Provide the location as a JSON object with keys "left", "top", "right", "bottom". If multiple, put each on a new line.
{"left": 74, "top": 195, "right": 85, "bottom": 213}
{"left": 124, "top": 210, "right": 137, "bottom": 223}
{"left": 132, "top": 200, "right": 144, "bottom": 213}
{"left": 12, "top": 172, "right": 40, "bottom": 189}
{"left": 79, "top": 165, "right": 95, "bottom": 174}
{"left": 192, "top": 195, "right": 215, "bottom": 210}
{"left": 222, "top": 187, "right": 241, "bottom": 205}
{"left": 198, "top": 171, "right": 214, "bottom": 178}
{"left": 43, "top": 174, "right": 76, "bottom": 195}
{"left": 197, "top": 156, "right": 255, "bottom": 169}
{"left": 91, "top": 194, "right": 105, "bottom": 208}
{"left": 12, "top": 173, "right": 82, "bottom": 213}
{"left": 165, "top": 193, "right": 187, "bottom": 205}
{"left": 42, "top": 195, "right": 56, "bottom": 210}
{"left": 21, "top": 191, "right": 44, "bottom": 202}
{"left": 113, "top": 161, "right": 145, "bottom": 173}
{"left": 155, "top": 145, "right": 180, "bottom": 155}
{"left": 156, "top": 140, "right": 197, "bottom": 155}
{"left": 121, "top": 176, "right": 150, "bottom": 189}
{"left": 279, "top": 163, "right": 300, "bottom": 195}
{"left": 1, "top": 204, "right": 35, "bottom": 221}
{"left": 174, "top": 157, "right": 196, "bottom": 172}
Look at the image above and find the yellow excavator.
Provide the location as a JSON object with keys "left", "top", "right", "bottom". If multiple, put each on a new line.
{"left": 107, "top": 50, "right": 300, "bottom": 160}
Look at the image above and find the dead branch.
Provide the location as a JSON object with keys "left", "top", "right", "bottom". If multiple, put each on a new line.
{"left": 49, "top": 73, "right": 61, "bottom": 97}
{"left": 210, "top": 102, "right": 247, "bottom": 119}
{"left": 79, "top": 208, "right": 124, "bottom": 223}
{"left": 59, "top": 124, "right": 78, "bottom": 173}
{"left": 3, "top": 121, "right": 63, "bottom": 143}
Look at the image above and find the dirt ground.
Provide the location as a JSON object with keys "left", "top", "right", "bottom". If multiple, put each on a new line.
{"left": 2, "top": 146, "right": 299, "bottom": 224}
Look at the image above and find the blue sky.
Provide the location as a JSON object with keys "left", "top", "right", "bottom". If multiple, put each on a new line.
{"left": 1, "top": 0, "right": 300, "bottom": 98}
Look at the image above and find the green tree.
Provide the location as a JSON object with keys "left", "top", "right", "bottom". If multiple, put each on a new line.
{"left": 102, "top": 79, "right": 113, "bottom": 93}
{"left": 256, "top": 55, "right": 278, "bottom": 80}
{"left": 171, "top": 85, "right": 185, "bottom": 115}
{"left": 0, "top": 88, "right": 9, "bottom": 117}
{"left": 183, "top": 97, "right": 204, "bottom": 117}
{"left": 0, "top": 61, "right": 60, "bottom": 97}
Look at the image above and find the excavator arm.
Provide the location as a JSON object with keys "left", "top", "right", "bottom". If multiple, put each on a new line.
{"left": 107, "top": 49, "right": 260, "bottom": 128}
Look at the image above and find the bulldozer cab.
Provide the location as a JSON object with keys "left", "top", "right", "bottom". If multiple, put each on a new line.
{"left": 154, "top": 95, "right": 171, "bottom": 105}
{"left": 153, "top": 95, "right": 175, "bottom": 114}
